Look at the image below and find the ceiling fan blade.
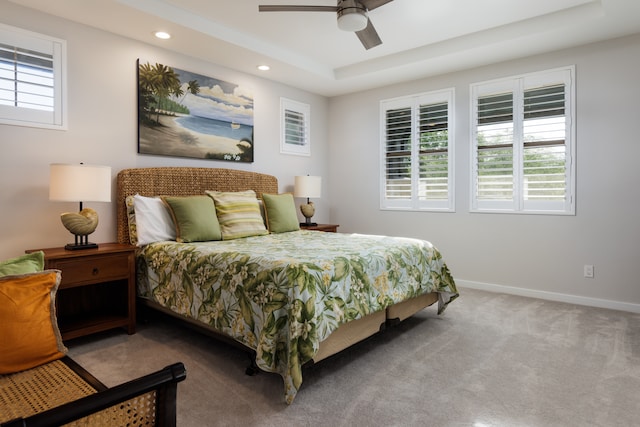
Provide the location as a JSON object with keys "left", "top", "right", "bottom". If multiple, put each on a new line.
{"left": 360, "top": 0, "right": 394, "bottom": 11}
{"left": 259, "top": 5, "right": 337, "bottom": 12}
{"left": 355, "top": 18, "right": 382, "bottom": 49}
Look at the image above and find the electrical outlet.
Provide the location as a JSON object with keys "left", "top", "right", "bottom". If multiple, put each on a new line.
{"left": 584, "top": 265, "right": 594, "bottom": 278}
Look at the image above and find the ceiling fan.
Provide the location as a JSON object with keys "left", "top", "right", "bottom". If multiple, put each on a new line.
{"left": 258, "top": 0, "right": 394, "bottom": 50}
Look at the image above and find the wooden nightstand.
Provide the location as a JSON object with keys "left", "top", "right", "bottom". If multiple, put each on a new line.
{"left": 26, "top": 243, "right": 136, "bottom": 340}
{"left": 300, "top": 224, "right": 339, "bottom": 232}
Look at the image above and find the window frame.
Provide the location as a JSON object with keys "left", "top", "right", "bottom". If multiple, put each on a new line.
{"left": 280, "top": 97, "right": 310, "bottom": 156}
{"left": 470, "top": 66, "right": 575, "bottom": 215}
{"left": 0, "top": 23, "right": 67, "bottom": 130}
{"left": 380, "top": 88, "right": 455, "bottom": 212}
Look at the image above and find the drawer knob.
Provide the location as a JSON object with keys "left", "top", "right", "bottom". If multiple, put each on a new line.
{"left": 92, "top": 267, "right": 99, "bottom": 276}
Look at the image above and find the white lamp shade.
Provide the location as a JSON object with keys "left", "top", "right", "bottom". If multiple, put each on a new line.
{"left": 49, "top": 164, "right": 112, "bottom": 202}
{"left": 294, "top": 176, "right": 322, "bottom": 199}
{"left": 337, "top": 11, "right": 368, "bottom": 32}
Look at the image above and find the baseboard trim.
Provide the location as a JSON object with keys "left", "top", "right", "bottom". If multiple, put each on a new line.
{"left": 455, "top": 279, "right": 640, "bottom": 314}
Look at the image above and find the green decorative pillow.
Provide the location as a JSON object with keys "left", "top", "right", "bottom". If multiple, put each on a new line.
{"left": 0, "top": 251, "right": 45, "bottom": 277}
{"left": 262, "top": 193, "right": 300, "bottom": 233}
{"left": 206, "top": 190, "right": 268, "bottom": 240}
{"left": 162, "top": 196, "right": 222, "bottom": 243}
{"left": 0, "top": 270, "right": 67, "bottom": 374}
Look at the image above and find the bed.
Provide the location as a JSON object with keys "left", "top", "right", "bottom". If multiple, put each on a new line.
{"left": 116, "top": 167, "right": 458, "bottom": 404}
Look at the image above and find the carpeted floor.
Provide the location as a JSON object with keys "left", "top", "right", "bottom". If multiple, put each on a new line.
{"left": 67, "top": 288, "right": 640, "bottom": 426}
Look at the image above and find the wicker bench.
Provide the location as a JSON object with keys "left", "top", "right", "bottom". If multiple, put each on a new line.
{"left": 0, "top": 357, "right": 186, "bottom": 427}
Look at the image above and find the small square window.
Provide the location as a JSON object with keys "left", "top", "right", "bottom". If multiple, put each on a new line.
{"left": 280, "top": 97, "right": 310, "bottom": 156}
{"left": 0, "top": 23, "right": 67, "bottom": 130}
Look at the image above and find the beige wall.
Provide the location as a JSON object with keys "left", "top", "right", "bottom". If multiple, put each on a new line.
{"left": 328, "top": 34, "right": 640, "bottom": 311}
{"left": 0, "top": 2, "right": 329, "bottom": 259}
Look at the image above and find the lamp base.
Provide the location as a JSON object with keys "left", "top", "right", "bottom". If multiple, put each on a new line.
{"left": 300, "top": 222, "right": 318, "bottom": 227}
{"left": 65, "top": 233, "right": 98, "bottom": 251}
{"left": 65, "top": 242, "right": 99, "bottom": 251}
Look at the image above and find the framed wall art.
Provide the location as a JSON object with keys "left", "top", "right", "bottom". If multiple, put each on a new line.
{"left": 138, "top": 60, "right": 254, "bottom": 162}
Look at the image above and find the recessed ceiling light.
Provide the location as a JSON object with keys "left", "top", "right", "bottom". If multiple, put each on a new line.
{"left": 257, "top": 65, "right": 270, "bottom": 71}
{"left": 154, "top": 31, "right": 171, "bottom": 40}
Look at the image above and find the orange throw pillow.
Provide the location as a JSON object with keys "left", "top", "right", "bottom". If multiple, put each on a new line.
{"left": 0, "top": 270, "right": 67, "bottom": 373}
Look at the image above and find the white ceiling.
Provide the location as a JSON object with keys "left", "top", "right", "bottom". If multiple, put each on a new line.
{"left": 10, "top": 0, "right": 640, "bottom": 96}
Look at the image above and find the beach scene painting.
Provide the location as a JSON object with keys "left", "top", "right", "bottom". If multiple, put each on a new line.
{"left": 138, "top": 61, "right": 254, "bottom": 162}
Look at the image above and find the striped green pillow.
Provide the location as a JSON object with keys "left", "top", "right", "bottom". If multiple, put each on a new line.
{"left": 206, "top": 190, "right": 268, "bottom": 240}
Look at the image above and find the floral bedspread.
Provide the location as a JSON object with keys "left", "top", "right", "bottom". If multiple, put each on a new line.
{"left": 137, "top": 230, "right": 458, "bottom": 403}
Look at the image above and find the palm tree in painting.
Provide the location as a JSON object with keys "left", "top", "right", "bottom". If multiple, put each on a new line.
{"left": 178, "top": 80, "right": 200, "bottom": 105}
{"left": 138, "top": 62, "right": 182, "bottom": 124}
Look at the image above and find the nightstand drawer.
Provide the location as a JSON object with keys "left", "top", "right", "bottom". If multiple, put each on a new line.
{"left": 48, "top": 253, "right": 131, "bottom": 287}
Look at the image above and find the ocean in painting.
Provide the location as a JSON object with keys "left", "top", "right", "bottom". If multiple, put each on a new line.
{"left": 175, "top": 115, "right": 253, "bottom": 142}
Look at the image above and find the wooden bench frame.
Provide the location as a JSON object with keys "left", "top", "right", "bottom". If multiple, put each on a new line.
{"left": 1, "top": 358, "right": 186, "bottom": 427}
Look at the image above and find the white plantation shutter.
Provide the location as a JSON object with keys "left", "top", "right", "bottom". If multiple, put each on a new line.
{"left": 381, "top": 89, "right": 454, "bottom": 211}
{"left": 419, "top": 102, "right": 450, "bottom": 201}
{"left": 471, "top": 67, "right": 575, "bottom": 214}
{"left": 476, "top": 91, "right": 514, "bottom": 204}
{"left": 522, "top": 84, "right": 567, "bottom": 206}
{"left": 0, "top": 24, "right": 66, "bottom": 129}
{"left": 384, "top": 105, "right": 412, "bottom": 201}
{"left": 284, "top": 108, "right": 306, "bottom": 146}
{"left": 280, "top": 97, "right": 310, "bottom": 156}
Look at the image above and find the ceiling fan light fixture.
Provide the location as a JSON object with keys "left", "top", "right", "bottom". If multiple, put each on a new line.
{"left": 258, "top": 0, "right": 392, "bottom": 47}
{"left": 337, "top": 10, "right": 367, "bottom": 32}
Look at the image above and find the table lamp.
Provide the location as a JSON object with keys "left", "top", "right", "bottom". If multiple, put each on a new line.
{"left": 49, "top": 163, "right": 112, "bottom": 250}
{"left": 294, "top": 175, "right": 321, "bottom": 226}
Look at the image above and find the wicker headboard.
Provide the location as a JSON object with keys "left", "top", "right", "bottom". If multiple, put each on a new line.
{"left": 116, "top": 167, "right": 279, "bottom": 244}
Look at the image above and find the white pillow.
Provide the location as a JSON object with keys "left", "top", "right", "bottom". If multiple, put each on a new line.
{"left": 133, "top": 194, "right": 176, "bottom": 246}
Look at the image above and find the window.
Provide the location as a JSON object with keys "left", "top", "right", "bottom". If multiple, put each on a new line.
{"left": 280, "top": 97, "right": 310, "bottom": 156}
{"left": 380, "top": 89, "right": 455, "bottom": 211}
{"left": 470, "top": 66, "right": 575, "bottom": 214}
{"left": 0, "top": 24, "right": 66, "bottom": 129}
